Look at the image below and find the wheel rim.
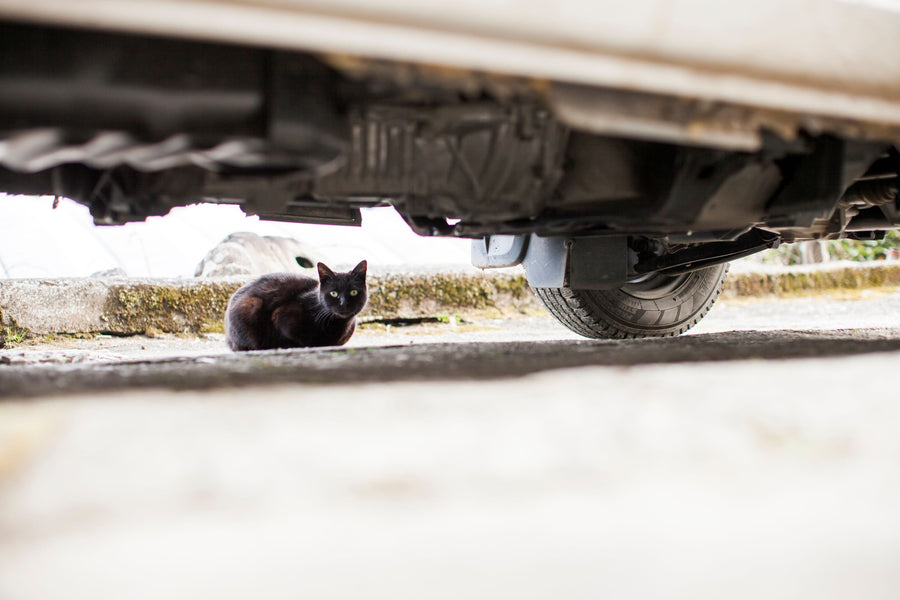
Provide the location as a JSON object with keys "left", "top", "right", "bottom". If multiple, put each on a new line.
{"left": 621, "top": 272, "right": 692, "bottom": 299}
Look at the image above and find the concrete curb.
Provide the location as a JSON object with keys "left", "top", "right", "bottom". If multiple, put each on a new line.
{"left": 722, "top": 262, "right": 900, "bottom": 298}
{"left": 1, "top": 262, "right": 899, "bottom": 343}
{"left": 0, "top": 273, "right": 537, "bottom": 341}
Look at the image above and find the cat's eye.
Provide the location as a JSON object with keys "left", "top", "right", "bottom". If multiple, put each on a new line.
{"left": 329, "top": 291, "right": 339, "bottom": 297}
{"left": 349, "top": 290, "right": 358, "bottom": 297}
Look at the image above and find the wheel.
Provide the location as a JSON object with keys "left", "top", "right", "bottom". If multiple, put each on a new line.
{"left": 532, "top": 263, "right": 728, "bottom": 339}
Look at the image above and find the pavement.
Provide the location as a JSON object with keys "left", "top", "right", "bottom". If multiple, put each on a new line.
{"left": 1, "top": 287, "right": 899, "bottom": 396}
{"left": 2, "top": 305, "right": 900, "bottom": 599}
{"left": 2, "top": 283, "right": 900, "bottom": 599}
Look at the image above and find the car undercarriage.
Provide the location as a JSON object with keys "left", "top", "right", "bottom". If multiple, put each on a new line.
{"left": 2, "top": 21, "right": 900, "bottom": 337}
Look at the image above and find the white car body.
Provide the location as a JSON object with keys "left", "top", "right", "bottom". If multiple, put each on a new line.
{"left": 3, "top": 0, "right": 900, "bottom": 146}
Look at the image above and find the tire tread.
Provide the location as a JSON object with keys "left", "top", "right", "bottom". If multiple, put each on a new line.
{"left": 533, "top": 265, "right": 728, "bottom": 339}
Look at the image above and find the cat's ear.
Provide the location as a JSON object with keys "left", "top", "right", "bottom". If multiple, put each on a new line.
{"left": 351, "top": 260, "right": 367, "bottom": 278}
{"left": 317, "top": 262, "right": 335, "bottom": 281}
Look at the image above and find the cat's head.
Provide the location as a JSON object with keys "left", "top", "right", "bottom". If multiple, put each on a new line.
{"left": 317, "top": 260, "right": 368, "bottom": 318}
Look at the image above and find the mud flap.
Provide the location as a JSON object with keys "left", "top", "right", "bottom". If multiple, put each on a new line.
{"left": 472, "top": 234, "right": 628, "bottom": 290}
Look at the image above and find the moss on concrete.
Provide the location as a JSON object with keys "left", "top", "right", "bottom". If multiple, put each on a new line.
{"left": 0, "top": 322, "right": 33, "bottom": 349}
{"left": 103, "top": 282, "right": 242, "bottom": 335}
{"left": 81, "top": 265, "right": 900, "bottom": 335}
{"left": 723, "top": 263, "right": 900, "bottom": 298}
{"left": 363, "top": 272, "right": 538, "bottom": 319}
{"left": 5, "top": 274, "right": 535, "bottom": 339}
{"left": 2, "top": 263, "right": 896, "bottom": 341}
{"left": 0, "top": 304, "right": 32, "bottom": 348}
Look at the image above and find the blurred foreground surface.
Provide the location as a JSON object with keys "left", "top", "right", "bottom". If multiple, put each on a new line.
{"left": 2, "top": 293, "right": 900, "bottom": 599}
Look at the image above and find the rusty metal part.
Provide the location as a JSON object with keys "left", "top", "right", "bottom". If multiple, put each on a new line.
{"left": 325, "top": 56, "right": 900, "bottom": 152}
{"left": 841, "top": 177, "right": 899, "bottom": 208}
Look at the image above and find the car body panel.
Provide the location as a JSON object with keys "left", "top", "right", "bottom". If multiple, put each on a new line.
{"left": 3, "top": 0, "right": 900, "bottom": 131}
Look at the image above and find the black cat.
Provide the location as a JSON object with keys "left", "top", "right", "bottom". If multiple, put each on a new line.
{"left": 225, "top": 260, "right": 368, "bottom": 351}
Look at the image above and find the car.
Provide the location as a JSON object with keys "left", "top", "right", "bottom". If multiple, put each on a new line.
{"left": 2, "top": 1, "right": 900, "bottom": 338}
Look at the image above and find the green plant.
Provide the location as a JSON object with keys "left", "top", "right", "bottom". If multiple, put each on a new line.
{"left": 759, "top": 230, "right": 900, "bottom": 265}
{"left": 2, "top": 326, "right": 24, "bottom": 346}
{"left": 435, "top": 313, "right": 464, "bottom": 325}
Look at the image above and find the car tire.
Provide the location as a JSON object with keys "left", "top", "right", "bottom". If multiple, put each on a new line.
{"left": 532, "top": 263, "right": 728, "bottom": 339}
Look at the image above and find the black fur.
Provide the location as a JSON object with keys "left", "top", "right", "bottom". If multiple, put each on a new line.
{"left": 225, "top": 260, "right": 368, "bottom": 351}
